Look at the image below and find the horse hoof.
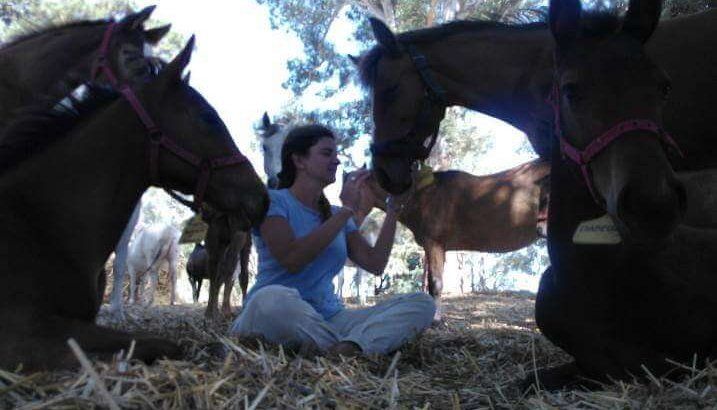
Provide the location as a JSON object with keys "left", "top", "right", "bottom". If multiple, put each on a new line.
{"left": 132, "top": 338, "right": 183, "bottom": 363}
{"left": 520, "top": 362, "right": 604, "bottom": 392}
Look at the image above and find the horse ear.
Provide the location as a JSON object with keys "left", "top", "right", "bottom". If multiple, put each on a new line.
{"left": 369, "top": 17, "right": 400, "bottom": 56}
{"left": 145, "top": 24, "right": 171, "bottom": 45}
{"left": 162, "top": 36, "right": 195, "bottom": 82}
{"left": 549, "top": 0, "right": 581, "bottom": 48}
{"left": 182, "top": 71, "right": 191, "bottom": 84}
{"left": 348, "top": 54, "right": 360, "bottom": 65}
{"left": 623, "top": 0, "right": 662, "bottom": 43}
{"left": 262, "top": 112, "right": 271, "bottom": 129}
{"left": 120, "top": 5, "right": 156, "bottom": 31}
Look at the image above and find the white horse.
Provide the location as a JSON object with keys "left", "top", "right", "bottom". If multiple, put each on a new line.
{"left": 126, "top": 223, "right": 180, "bottom": 307}
{"left": 256, "top": 112, "right": 292, "bottom": 189}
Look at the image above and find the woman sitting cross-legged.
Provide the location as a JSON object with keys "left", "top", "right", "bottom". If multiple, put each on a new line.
{"left": 229, "top": 124, "right": 435, "bottom": 357}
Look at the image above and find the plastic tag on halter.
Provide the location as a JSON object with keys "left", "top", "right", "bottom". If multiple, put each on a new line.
{"left": 414, "top": 164, "right": 435, "bottom": 191}
{"left": 572, "top": 214, "right": 622, "bottom": 245}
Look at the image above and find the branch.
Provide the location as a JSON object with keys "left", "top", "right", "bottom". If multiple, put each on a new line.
{"left": 426, "top": 0, "right": 439, "bottom": 26}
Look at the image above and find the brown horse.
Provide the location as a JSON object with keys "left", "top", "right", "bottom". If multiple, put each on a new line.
{"left": 358, "top": 160, "right": 550, "bottom": 319}
{"left": 357, "top": 6, "right": 717, "bottom": 194}
{"left": 201, "top": 208, "right": 253, "bottom": 320}
{"left": 186, "top": 237, "right": 252, "bottom": 316}
{"left": 532, "top": 0, "right": 717, "bottom": 389}
{"left": 0, "top": 6, "right": 170, "bottom": 129}
{"left": 0, "top": 39, "right": 268, "bottom": 371}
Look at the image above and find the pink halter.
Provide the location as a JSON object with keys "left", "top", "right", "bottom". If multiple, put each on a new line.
{"left": 547, "top": 81, "right": 683, "bottom": 203}
{"left": 91, "top": 23, "right": 250, "bottom": 210}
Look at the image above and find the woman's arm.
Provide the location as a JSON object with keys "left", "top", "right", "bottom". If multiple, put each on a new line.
{"left": 261, "top": 208, "right": 355, "bottom": 273}
{"left": 263, "top": 171, "right": 370, "bottom": 273}
{"left": 346, "top": 204, "right": 400, "bottom": 275}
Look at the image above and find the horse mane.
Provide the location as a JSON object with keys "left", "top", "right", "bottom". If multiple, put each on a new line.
{"left": 1, "top": 19, "right": 108, "bottom": 50}
{"left": 0, "top": 86, "right": 120, "bottom": 175}
{"left": 358, "top": 17, "right": 545, "bottom": 89}
{"left": 358, "top": 10, "right": 620, "bottom": 89}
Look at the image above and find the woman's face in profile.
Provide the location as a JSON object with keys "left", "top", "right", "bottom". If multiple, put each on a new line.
{"left": 301, "top": 137, "right": 340, "bottom": 185}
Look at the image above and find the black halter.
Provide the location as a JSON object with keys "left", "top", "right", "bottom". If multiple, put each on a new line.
{"left": 369, "top": 44, "right": 447, "bottom": 161}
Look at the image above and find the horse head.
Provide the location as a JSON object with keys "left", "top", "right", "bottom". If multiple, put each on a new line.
{"left": 139, "top": 38, "right": 269, "bottom": 227}
{"left": 94, "top": 6, "right": 171, "bottom": 87}
{"left": 549, "top": 0, "right": 685, "bottom": 244}
{"left": 256, "top": 112, "right": 291, "bottom": 189}
{"left": 356, "top": 18, "right": 447, "bottom": 195}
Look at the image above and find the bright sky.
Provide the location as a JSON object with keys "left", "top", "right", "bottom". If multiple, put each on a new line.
{"left": 135, "top": 0, "right": 535, "bottom": 179}
{"left": 135, "top": 0, "right": 542, "bottom": 291}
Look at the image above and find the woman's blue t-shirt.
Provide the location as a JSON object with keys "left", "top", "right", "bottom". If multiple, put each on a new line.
{"left": 246, "top": 189, "right": 358, "bottom": 319}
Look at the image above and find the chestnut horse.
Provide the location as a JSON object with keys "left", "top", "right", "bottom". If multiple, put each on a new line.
{"left": 201, "top": 207, "right": 253, "bottom": 320}
{"left": 531, "top": 0, "right": 717, "bottom": 389}
{"left": 0, "top": 38, "right": 268, "bottom": 371}
{"left": 360, "top": 161, "right": 550, "bottom": 319}
{"left": 357, "top": 7, "right": 717, "bottom": 194}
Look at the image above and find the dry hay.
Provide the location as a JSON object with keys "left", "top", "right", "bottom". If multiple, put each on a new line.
{"left": 1, "top": 293, "right": 716, "bottom": 409}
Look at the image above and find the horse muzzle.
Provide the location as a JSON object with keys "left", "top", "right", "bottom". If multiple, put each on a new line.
{"left": 614, "top": 177, "right": 687, "bottom": 244}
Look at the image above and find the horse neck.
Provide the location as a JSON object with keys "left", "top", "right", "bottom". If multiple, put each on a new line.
{"left": 546, "top": 142, "right": 619, "bottom": 273}
{"left": 0, "top": 24, "right": 107, "bottom": 119}
{"left": 2, "top": 102, "right": 150, "bottom": 271}
{"left": 418, "top": 26, "right": 553, "bottom": 146}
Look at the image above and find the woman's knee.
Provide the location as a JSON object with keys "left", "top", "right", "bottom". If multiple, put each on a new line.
{"left": 249, "top": 285, "right": 305, "bottom": 320}
{"left": 404, "top": 292, "right": 436, "bottom": 322}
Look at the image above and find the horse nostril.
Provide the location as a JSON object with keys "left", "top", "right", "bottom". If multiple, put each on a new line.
{"left": 617, "top": 179, "right": 685, "bottom": 238}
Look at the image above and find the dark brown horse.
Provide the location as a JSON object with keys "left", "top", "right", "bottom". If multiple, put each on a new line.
{"left": 0, "top": 6, "right": 170, "bottom": 129}
{"left": 358, "top": 160, "right": 550, "bottom": 320}
{"left": 201, "top": 208, "right": 253, "bottom": 320}
{"left": 0, "top": 7, "right": 170, "bottom": 321}
{"left": 532, "top": 0, "right": 717, "bottom": 389}
{"left": 357, "top": 6, "right": 717, "bottom": 194}
{"left": 0, "top": 39, "right": 268, "bottom": 371}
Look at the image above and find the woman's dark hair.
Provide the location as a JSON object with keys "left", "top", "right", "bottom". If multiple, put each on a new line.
{"left": 277, "top": 124, "right": 335, "bottom": 221}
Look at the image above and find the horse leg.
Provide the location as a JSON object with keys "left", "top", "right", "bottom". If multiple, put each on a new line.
{"left": 143, "top": 264, "right": 159, "bottom": 307}
{"left": 221, "top": 274, "right": 234, "bottom": 317}
{"left": 337, "top": 269, "right": 344, "bottom": 299}
{"left": 421, "top": 253, "right": 429, "bottom": 292}
{"left": 95, "top": 269, "right": 107, "bottom": 316}
{"left": 168, "top": 243, "right": 179, "bottom": 306}
{"left": 109, "top": 203, "right": 139, "bottom": 319}
{"left": 128, "top": 265, "right": 137, "bottom": 305}
{"left": 239, "top": 240, "right": 250, "bottom": 303}
{"left": 530, "top": 266, "right": 665, "bottom": 390}
{"left": 0, "top": 309, "right": 182, "bottom": 371}
{"left": 425, "top": 241, "right": 445, "bottom": 321}
{"left": 108, "top": 260, "right": 126, "bottom": 318}
{"left": 206, "top": 278, "right": 221, "bottom": 321}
